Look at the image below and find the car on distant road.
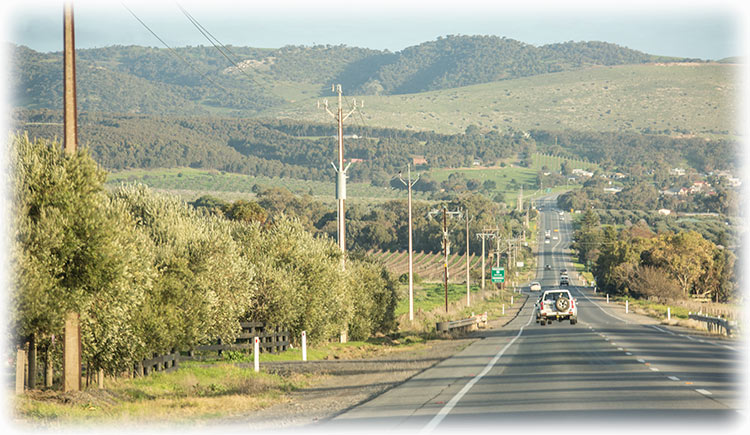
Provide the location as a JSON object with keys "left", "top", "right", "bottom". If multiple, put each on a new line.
{"left": 544, "top": 239, "right": 550, "bottom": 244}
{"left": 530, "top": 282, "right": 542, "bottom": 291}
{"left": 560, "top": 276, "right": 569, "bottom": 286}
{"left": 545, "top": 264, "right": 551, "bottom": 270}
{"left": 536, "top": 289, "right": 577, "bottom": 325}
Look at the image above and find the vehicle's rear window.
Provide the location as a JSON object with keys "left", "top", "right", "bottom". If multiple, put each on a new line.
{"left": 544, "top": 292, "right": 569, "bottom": 301}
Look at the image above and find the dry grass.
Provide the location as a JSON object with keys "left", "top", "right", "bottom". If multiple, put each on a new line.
{"left": 13, "top": 362, "right": 311, "bottom": 428}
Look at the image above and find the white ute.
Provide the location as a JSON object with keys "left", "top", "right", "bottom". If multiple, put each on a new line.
{"left": 536, "top": 289, "right": 577, "bottom": 325}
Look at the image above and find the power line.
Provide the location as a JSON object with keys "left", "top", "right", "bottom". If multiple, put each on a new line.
{"left": 121, "top": 2, "right": 231, "bottom": 95}
{"left": 176, "top": 3, "right": 265, "bottom": 89}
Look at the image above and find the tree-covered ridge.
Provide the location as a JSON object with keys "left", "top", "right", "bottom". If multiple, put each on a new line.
{"left": 10, "top": 36, "right": 684, "bottom": 116}
{"left": 350, "top": 36, "right": 667, "bottom": 95}
{"left": 13, "top": 110, "right": 737, "bottom": 187}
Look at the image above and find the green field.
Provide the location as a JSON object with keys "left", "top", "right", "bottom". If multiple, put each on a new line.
{"left": 395, "top": 283, "right": 481, "bottom": 317}
{"left": 105, "top": 167, "right": 434, "bottom": 203}
{"left": 262, "top": 63, "right": 737, "bottom": 138}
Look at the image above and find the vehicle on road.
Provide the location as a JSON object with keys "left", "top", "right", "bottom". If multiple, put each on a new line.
{"left": 560, "top": 268, "right": 567, "bottom": 274}
{"left": 545, "top": 230, "right": 551, "bottom": 237}
{"left": 544, "top": 239, "right": 550, "bottom": 244}
{"left": 545, "top": 264, "right": 551, "bottom": 270}
{"left": 530, "top": 282, "right": 541, "bottom": 291}
{"left": 536, "top": 289, "right": 577, "bottom": 325}
{"left": 560, "top": 276, "right": 569, "bottom": 286}
{"left": 553, "top": 236, "right": 558, "bottom": 240}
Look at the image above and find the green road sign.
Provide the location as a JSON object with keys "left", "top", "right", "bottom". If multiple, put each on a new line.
{"left": 491, "top": 267, "right": 505, "bottom": 283}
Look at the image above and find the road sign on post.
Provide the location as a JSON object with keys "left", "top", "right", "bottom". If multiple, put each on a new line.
{"left": 491, "top": 267, "right": 505, "bottom": 283}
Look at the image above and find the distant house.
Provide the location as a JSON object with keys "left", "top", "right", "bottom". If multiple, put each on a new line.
{"left": 661, "top": 187, "right": 688, "bottom": 196}
{"left": 346, "top": 158, "right": 365, "bottom": 163}
{"left": 412, "top": 156, "right": 428, "bottom": 166}
{"left": 603, "top": 187, "right": 622, "bottom": 194}
{"left": 690, "top": 181, "right": 711, "bottom": 194}
{"left": 657, "top": 209, "right": 672, "bottom": 216}
{"left": 473, "top": 160, "right": 482, "bottom": 166}
{"left": 670, "top": 167, "right": 686, "bottom": 176}
{"left": 572, "top": 168, "right": 593, "bottom": 178}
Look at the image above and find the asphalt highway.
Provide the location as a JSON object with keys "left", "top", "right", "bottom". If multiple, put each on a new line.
{"left": 326, "top": 198, "right": 745, "bottom": 433}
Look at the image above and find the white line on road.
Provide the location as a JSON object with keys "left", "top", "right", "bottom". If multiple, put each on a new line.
{"left": 649, "top": 367, "right": 660, "bottom": 372}
{"left": 649, "top": 325, "right": 676, "bottom": 336}
{"left": 637, "top": 359, "right": 646, "bottom": 363}
{"left": 668, "top": 376, "right": 680, "bottom": 381}
{"left": 420, "top": 307, "right": 536, "bottom": 433}
{"left": 695, "top": 389, "right": 712, "bottom": 396}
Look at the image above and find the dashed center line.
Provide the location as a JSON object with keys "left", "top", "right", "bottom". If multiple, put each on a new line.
{"left": 696, "top": 389, "right": 712, "bottom": 396}
{"left": 668, "top": 376, "right": 680, "bottom": 381}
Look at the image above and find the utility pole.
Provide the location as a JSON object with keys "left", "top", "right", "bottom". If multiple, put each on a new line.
{"left": 476, "top": 229, "right": 497, "bottom": 296}
{"left": 465, "top": 212, "right": 471, "bottom": 307}
{"left": 399, "top": 164, "right": 420, "bottom": 322}
{"left": 429, "top": 207, "right": 461, "bottom": 312}
{"left": 63, "top": 1, "right": 77, "bottom": 155}
{"left": 319, "top": 85, "right": 360, "bottom": 261}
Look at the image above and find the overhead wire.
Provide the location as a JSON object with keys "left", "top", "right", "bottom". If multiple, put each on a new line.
{"left": 176, "top": 3, "right": 267, "bottom": 89}
{"left": 121, "top": 2, "right": 231, "bottom": 96}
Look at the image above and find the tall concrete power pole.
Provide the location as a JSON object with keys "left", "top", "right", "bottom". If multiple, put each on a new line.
{"left": 319, "top": 85, "right": 360, "bottom": 260}
{"left": 399, "top": 164, "right": 420, "bottom": 322}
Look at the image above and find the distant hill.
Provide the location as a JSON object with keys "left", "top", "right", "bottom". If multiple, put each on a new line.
{"left": 10, "top": 35, "right": 686, "bottom": 116}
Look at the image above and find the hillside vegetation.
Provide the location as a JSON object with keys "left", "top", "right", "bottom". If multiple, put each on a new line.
{"left": 269, "top": 63, "right": 738, "bottom": 137}
{"left": 11, "top": 36, "right": 692, "bottom": 114}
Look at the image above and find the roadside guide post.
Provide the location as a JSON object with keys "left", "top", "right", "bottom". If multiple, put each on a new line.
{"left": 667, "top": 307, "right": 671, "bottom": 321}
{"left": 606, "top": 294, "right": 609, "bottom": 304}
{"left": 301, "top": 331, "right": 307, "bottom": 362}
{"left": 626, "top": 299, "right": 629, "bottom": 314}
{"left": 254, "top": 337, "right": 260, "bottom": 372}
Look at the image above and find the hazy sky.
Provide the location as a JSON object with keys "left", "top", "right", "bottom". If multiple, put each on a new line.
{"left": 3, "top": 0, "right": 747, "bottom": 60}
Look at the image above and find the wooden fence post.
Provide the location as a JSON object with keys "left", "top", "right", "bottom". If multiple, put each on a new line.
{"left": 45, "top": 336, "right": 54, "bottom": 388}
{"left": 16, "top": 348, "right": 26, "bottom": 394}
{"left": 63, "top": 312, "right": 81, "bottom": 392}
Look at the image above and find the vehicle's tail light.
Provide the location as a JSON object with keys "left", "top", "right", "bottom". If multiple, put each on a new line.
{"left": 571, "top": 299, "right": 575, "bottom": 309}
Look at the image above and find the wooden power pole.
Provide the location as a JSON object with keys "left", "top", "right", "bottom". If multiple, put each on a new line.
{"left": 63, "top": 1, "right": 78, "bottom": 154}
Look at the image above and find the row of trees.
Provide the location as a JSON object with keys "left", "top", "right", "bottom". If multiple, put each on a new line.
{"left": 10, "top": 134, "right": 397, "bottom": 382}
{"left": 192, "top": 186, "right": 533, "bottom": 257}
{"left": 571, "top": 211, "right": 736, "bottom": 303}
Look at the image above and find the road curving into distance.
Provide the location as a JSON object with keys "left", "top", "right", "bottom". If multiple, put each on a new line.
{"left": 325, "top": 197, "right": 745, "bottom": 433}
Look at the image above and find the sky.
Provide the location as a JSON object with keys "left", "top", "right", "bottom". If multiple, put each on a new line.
{"left": 2, "top": 0, "right": 748, "bottom": 60}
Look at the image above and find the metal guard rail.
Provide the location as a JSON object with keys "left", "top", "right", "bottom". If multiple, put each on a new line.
{"left": 688, "top": 313, "right": 736, "bottom": 336}
{"left": 436, "top": 312, "right": 487, "bottom": 332}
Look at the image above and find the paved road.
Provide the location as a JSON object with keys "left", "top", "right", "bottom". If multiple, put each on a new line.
{"left": 326, "top": 199, "right": 745, "bottom": 433}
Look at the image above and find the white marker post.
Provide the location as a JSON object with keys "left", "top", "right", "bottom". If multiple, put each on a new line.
{"left": 606, "top": 294, "right": 609, "bottom": 304}
{"left": 511, "top": 296, "right": 514, "bottom": 305}
{"left": 301, "top": 331, "right": 307, "bottom": 362}
{"left": 667, "top": 307, "right": 671, "bottom": 321}
{"left": 625, "top": 299, "right": 629, "bottom": 314}
{"left": 253, "top": 337, "right": 260, "bottom": 372}
{"left": 502, "top": 304, "right": 505, "bottom": 315}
